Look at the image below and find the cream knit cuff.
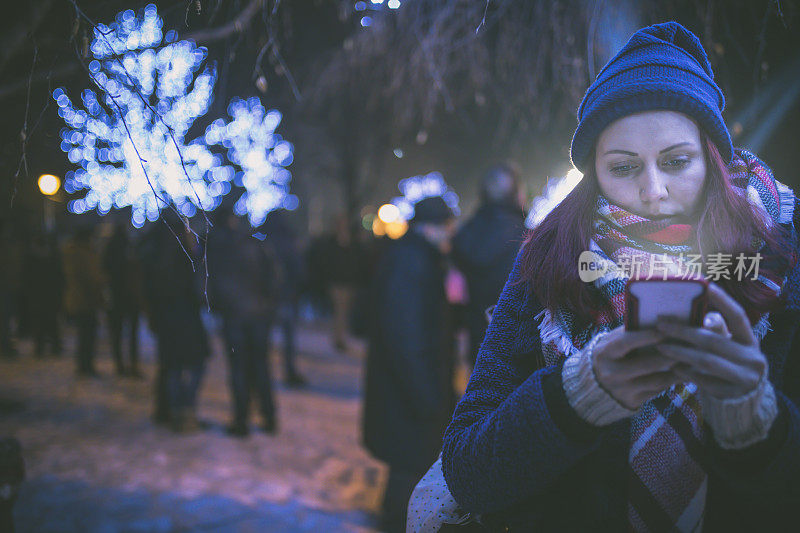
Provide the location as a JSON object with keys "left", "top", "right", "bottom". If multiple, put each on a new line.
{"left": 562, "top": 333, "right": 637, "bottom": 426}
{"left": 700, "top": 367, "right": 779, "bottom": 450}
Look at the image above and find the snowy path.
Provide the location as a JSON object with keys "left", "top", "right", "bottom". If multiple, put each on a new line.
{"left": 1, "top": 322, "right": 389, "bottom": 532}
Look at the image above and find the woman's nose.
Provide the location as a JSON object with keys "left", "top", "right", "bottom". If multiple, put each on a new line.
{"left": 638, "top": 166, "right": 668, "bottom": 203}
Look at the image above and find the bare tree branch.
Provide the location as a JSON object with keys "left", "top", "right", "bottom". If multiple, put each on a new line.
{"left": 0, "top": 0, "right": 55, "bottom": 75}
{"left": 11, "top": 44, "right": 38, "bottom": 208}
{"left": 184, "top": 0, "right": 265, "bottom": 43}
{"left": 0, "top": 0, "right": 267, "bottom": 102}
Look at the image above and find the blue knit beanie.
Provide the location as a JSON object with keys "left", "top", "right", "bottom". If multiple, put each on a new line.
{"left": 570, "top": 21, "right": 733, "bottom": 172}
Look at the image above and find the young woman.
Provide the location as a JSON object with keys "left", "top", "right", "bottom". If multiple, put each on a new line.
{"left": 440, "top": 22, "right": 800, "bottom": 532}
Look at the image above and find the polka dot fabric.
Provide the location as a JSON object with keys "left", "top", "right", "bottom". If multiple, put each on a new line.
{"left": 406, "top": 453, "right": 473, "bottom": 532}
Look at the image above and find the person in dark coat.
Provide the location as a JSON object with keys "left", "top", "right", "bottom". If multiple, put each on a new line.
{"left": 363, "top": 196, "right": 458, "bottom": 533}
{"left": 103, "top": 223, "right": 143, "bottom": 377}
{"left": 328, "top": 215, "right": 361, "bottom": 352}
{"left": 0, "top": 437, "right": 24, "bottom": 533}
{"left": 440, "top": 22, "right": 800, "bottom": 532}
{"left": 259, "top": 210, "right": 306, "bottom": 386}
{"left": 452, "top": 163, "right": 526, "bottom": 368}
{"left": 139, "top": 214, "right": 209, "bottom": 432}
{"left": 207, "top": 207, "right": 279, "bottom": 437}
{"left": 62, "top": 226, "right": 105, "bottom": 376}
{"left": 23, "top": 233, "right": 64, "bottom": 358}
{"left": 0, "top": 220, "right": 21, "bottom": 358}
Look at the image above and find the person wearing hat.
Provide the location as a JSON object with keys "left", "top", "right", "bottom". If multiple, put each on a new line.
{"left": 363, "top": 195, "right": 458, "bottom": 532}
{"left": 439, "top": 22, "right": 800, "bottom": 531}
{"left": 452, "top": 163, "right": 527, "bottom": 369}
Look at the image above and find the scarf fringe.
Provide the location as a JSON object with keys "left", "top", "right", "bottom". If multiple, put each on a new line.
{"left": 753, "top": 312, "right": 772, "bottom": 342}
{"left": 777, "top": 182, "right": 796, "bottom": 225}
{"left": 535, "top": 308, "right": 579, "bottom": 364}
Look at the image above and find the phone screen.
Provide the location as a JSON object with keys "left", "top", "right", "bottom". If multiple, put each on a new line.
{"left": 626, "top": 279, "right": 707, "bottom": 330}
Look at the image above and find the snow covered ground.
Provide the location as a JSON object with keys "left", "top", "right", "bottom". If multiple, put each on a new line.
{"left": 1, "top": 321, "right": 396, "bottom": 532}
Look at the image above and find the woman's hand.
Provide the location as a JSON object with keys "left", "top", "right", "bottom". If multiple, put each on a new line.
{"left": 591, "top": 326, "right": 680, "bottom": 410}
{"left": 655, "top": 282, "right": 767, "bottom": 400}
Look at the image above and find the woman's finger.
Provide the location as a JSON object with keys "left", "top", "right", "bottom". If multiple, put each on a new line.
{"left": 706, "top": 282, "right": 757, "bottom": 346}
{"left": 612, "top": 349, "right": 677, "bottom": 379}
{"left": 702, "top": 311, "right": 731, "bottom": 338}
{"left": 631, "top": 370, "right": 681, "bottom": 403}
{"left": 654, "top": 320, "right": 753, "bottom": 365}
{"left": 603, "top": 328, "right": 666, "bottom": 360}
{"left": 672, "top": 364, "right": 745, "bottom": 399}
{"left": 656, "top": 342, "right": 745, "bottom": 382}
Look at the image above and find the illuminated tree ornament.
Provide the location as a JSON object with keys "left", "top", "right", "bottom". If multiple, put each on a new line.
{"left": 53, "top": 5, "right": 230, "bottom": 228}
{"left": 204, "top": 97, "right": 297, "bottom": 227}
{"left": 390, "top": 171, "right": 460, "bottom": 221}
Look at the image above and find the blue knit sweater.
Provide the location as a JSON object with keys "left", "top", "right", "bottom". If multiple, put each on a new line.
{"left": 441, "top": 211, "right": 800, "bottom": 531}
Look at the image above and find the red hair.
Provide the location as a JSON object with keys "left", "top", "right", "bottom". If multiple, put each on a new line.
{"left": 519, "top": 134, "right": 794, "bottom": 328}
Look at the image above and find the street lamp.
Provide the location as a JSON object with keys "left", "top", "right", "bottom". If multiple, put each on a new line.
{"left": 38, "top": 174, "right": 61, "bottom": 196}
{"left": 38, "top": 174, "right": 61, "bottom": 232}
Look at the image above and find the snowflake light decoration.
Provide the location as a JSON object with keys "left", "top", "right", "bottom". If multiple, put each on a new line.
{"left": 53, "top": 5, "right": 231, "bottom": 227}
{"left": 204, "top": 97, "right": 297, "bottom": 227}
{"left": 391, "top": 171, "right": 460, "bottom": 221}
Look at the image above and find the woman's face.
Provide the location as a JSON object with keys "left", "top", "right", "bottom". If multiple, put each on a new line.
{"left": 594, "top": 111, "right": 707, "bottom": 220}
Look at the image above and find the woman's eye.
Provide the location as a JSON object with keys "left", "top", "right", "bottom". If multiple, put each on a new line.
{"left": 610, "top": 164, "right": 636, "bottom": 176}
{"left": 663, "top": 157, "right": 690, "bottom": 168}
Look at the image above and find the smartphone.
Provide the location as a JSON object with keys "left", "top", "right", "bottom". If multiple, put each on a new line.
{"left": 624, "top": 277, "right": 708, "bottom": 331}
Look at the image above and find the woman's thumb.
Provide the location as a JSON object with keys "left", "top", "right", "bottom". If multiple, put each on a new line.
{"left": 702, "top": 311, "right": 731, "bottom": 338}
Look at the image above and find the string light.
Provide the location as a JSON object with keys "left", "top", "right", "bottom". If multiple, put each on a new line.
{"left": 204, "top": 97, "right": 296, "bottom": 226}
{"left": 390, "top": 171, "right": 460, "bottom": 221}
{"left": 54, "top": 5, "right": 228, "bottom": 227}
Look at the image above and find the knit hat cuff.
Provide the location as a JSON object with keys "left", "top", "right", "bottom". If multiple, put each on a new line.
{"left": 570, "top": 85, "right": 733, "bottom": 172}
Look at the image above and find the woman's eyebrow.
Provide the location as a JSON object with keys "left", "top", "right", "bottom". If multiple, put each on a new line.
{"left": 603, "top": 149, "right": 637, "bottom": 156}
{"left": 659, "top": 142, "right": 692, "bottom": 153}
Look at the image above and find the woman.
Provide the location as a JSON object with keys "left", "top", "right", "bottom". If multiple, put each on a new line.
{"left": 440, "top": 22, "right": 800, "bottom": 532}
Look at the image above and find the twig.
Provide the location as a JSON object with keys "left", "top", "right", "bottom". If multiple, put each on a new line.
{"left": 184, "top": 0, "right": 263, "bottom": 43}
{"left": 475, "top": 0, "right": 490, "bottom": 34}
{"left": 185, "top": 0, "right": 194, "bottom": 27}
{"left": 11, "top": 44, "right": 38, "bottom": 208}
{"left": 258, "top": 5, "right": 302, "bottom": 102}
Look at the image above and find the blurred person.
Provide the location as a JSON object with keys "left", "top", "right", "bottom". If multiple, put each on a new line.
{"left": 207, "top": 206, "right": 279, "bottom": 437}
{"left": 437, "top": 22, "right": 800, "bottom": 532}
{"left": 139, "top": 214, "right": 209, "bottom": 432}
{"left": 0, "top": 437, "right": 24, "bottom": 533}
{"left": 304, "top": 233, "right": 335, "bottom": 320}
{"left": 62, "top": 226, "right": 105, "bottom": 376}
{"left": 349, "top": 228, "right": 383, "bottom": 340}
{"left": 452, "top": 163, "right": 526, "bottom": 368}
{"left": 23, "top": 232, "right": 64, "bottom": 358}
{"left": 259, "top": 210, "right": 307, "bottom": 386}
{"left": 0, "top": 221, "right": 22, "bottom": 358}
{"left": 362, "top": 196, "right": 458, "bottom": 533}
{"left": 328, "top": 215, "right": 360, "bottom": 353}
{"left": 103, "top": 223, "right": 143, "bottom": 377}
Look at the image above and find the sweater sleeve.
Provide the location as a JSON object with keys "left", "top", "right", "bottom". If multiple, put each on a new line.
{"left": 701, "top": 199, "right": 800, "bottom": 498}
{"left": 441, "top": 251, "right": 611, "bottom": 515}
{"left": 701, "top": 313, "right": 800, "bottom": 500}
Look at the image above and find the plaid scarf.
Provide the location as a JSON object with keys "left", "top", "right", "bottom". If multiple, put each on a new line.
{"left": 535, "top": 149, "right": 796, "bottom": 532}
